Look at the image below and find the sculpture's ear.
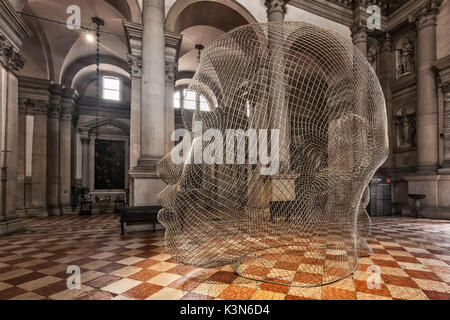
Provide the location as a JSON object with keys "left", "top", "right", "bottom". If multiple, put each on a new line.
{"left": 328, "top": 113, "right": 370, "bottom": 176}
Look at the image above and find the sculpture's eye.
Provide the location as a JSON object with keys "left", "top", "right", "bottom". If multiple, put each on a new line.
{"left": 157, "top": 22, "right": 388, "bottom": 287}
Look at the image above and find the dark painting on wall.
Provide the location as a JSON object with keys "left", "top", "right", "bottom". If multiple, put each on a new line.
{"left": 95, "top": 139, "right": 125, "bottom": 190}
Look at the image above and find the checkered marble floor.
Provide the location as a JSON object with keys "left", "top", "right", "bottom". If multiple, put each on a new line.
{"left": 0, "top": 215, "right": 449, "bottom": 300}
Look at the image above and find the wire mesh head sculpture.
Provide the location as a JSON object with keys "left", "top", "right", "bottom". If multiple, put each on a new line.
{"left": 157, "top": 22, "right": 389, "bottom": 286}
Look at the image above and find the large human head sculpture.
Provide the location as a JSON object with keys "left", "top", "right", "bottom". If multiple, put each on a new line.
{"left": 157, "top": 22, "right": 388, "bottom": 286}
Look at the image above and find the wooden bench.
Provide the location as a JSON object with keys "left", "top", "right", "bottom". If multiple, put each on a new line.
{"left": 120, "top": 206, "right": 162, "bottom": 235}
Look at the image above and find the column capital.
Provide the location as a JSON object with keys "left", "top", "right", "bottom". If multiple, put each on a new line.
{"left": 127, "top": 54, "right": 142, "bottom": 79}
{"left": 409, "top": 0, "right": 443, "bottom": 31}
{"left": 25, "top": 99, "right": 49, "bottom": 115}
{"left": 0, "top": 35, "right": 25, "bottom": 74}
{"left": 351, "top": 19, "right": 367, "bottom": 44}
{"left": 18, "top": 98, "right": 27, "bottom": 114}
{"left": 48, "top": 103, "right": 61, "bottom": 118}
{"left": 80, "top": 137, "right": 91, "bottom": 145}
{"left": 265, "top": 0, "right": 289, "bottom": 17}
{"left": 441, "top": 82, "right": 450, "bottom": 95}
{"left": 165, "top": 61, "right": 178, "bottom": 84}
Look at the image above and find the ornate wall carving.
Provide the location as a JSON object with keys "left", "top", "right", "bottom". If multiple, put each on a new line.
{"left": 395, "top": 33, "right": 416, "bottom": 79}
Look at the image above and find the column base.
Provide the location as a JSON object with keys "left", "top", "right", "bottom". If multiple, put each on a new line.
{"left": 60, "top": 205, "right": 76, "bottom": 215}
{"left": 0, "top": 216, "right": 25, "bottom": 236}
{"left": 129, "top": 168, "right": 165, "bottom": 207}
{"left": 405, "top": 174, "right": 450, "bottom": 220}
{"left": 416, "top": 164, "right": 438, "bottom": 174}
{"left": 24, "top": 207, "right": 49, "bottom": 217}
{"left": 47, "top": 206, "right": 62, "bottom": 216}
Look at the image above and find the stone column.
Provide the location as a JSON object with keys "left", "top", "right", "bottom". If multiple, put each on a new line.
{"left": 16, "top": 98, "right": 26, "bottom": 215}
{"left": 59, "top": 89, "right": 77, "bottom": 214}
{"left": 0, "top": 39, "right": 25, "bottom": 234}
{"left": 139, "top": 0, "right": 166, "bottom": 164}
{"left": 165, "top": 61, "right": 177, "bottom": 153}
{"left": 129, "top": 0, "right": 167, "bottom": 206}
{"left": 28, "top": 100, "right": 48, "bottom": 216}
{"left": 411, "top": 1, "right": 441, "bottom": 173}
{"left": 441, "top": 81, "right": 450, "bottom": 168}
{"left": 439, "top": 80, "right": 450, "bottom": 169}
{"left": 47, "top": 85, "right": 61, "bottom": 215}
{"left": 81, "top": 137, "right": 90, "bottom": 187}
{"left": 128, "top": 54, "right": 142, "bottom": 171}
{"left": 379, "top": 32, "right": 395, "bottom": 170}
{"left": 352, "top": 20, "right": 368, "bottom": 57}
{"left": 266, "top": 0, "right": 290, "bottom": 173}
{"left": 165, "top": 32, "right": 182, "bottom": 154}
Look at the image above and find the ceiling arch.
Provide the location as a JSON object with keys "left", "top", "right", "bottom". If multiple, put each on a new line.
{"left": 61, "top": 55, "right": 129, "bottom": 88}
{"left": 166, "top": 0, "right": 257, "bottom": 33}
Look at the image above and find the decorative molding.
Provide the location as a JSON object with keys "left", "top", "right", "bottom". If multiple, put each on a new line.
{"left": 434, "top": 55, "right": 450, "bottom": 85}
{"left": 441, "top": 82, "right": 450, "bottom": 95}
{"left": 0, "top": 0, "right": 32, "bottom": 46}
{"left": 23, "top": 99, "right": 48, "bottom": 115}
{"left": 80, "top": 137, "right": 91, "bottom": 145}
{"left": 289, "top": 0, "right": 353, "bottom": 27}
{"left": 78, "top": 118, "right": 130, "bottom": 137}
{"left": 127, "top": 54, "right": 142, "bottom": 79}
{"left": 265, "top": 0, "right": 289, "bottom": 16}
{"left": 409, "top": 0, "right": 443, "bottom": 31}
{"left": 165, "top": 61, "right": 178, "bottom": 85}
{"left": 0, "top": 34, "right": 24, "bottom": 74}
{"left": 351, "top": 19, "right": 367, "bottom": 43}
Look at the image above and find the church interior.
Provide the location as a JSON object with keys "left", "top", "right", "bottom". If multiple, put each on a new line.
{"left": 0, "top": 0, "right": 449, "bottom": 301}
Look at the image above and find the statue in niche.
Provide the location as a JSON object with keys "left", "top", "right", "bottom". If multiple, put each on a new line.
{"left": 396, "top": 109, "right": 416, "bottom": 149}
{"left": 396, "top": 37, "right": 415, "bottom": 77}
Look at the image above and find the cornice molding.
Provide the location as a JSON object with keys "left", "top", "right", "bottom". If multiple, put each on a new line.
{"left": 0, "top": 0, "right": 31, "bottom": 48}
{"left": 0, "top": 34, "right": 24, "bottom": 74}
{"left": 435, "top": 55, "right": 450, "bottom": 86}
{"left": 409, "top": 0, "right": 443, "bottom": 31}
{"left": 289, "top": 0, "right": 353, "bottom": 27}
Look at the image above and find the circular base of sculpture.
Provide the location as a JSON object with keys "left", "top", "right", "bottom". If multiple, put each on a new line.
{"left": 232, "top": 243, "right": 358, "bottom": 287}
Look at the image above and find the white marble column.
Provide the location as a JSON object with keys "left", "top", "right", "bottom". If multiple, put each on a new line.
{"left": 47, "top": 85, "right": 61, "bottom": 215}
{"left": 59, "top": 89, "right": 77, "bottom": 214}
{"left": 81, "top": 137, "right": 90, "bottom": 187}
{"left": 129, "top": 0, "right": 167, "bottom": 206}
{"left": 411, "top": 2, "right": 440, "bottom": 173}
{"left": 139, "top": 0, "right": 166, "bottom": 165}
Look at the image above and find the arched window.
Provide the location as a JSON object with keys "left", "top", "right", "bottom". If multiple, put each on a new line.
{"left": 103, "top": 76, "right": 121, "bottom": 101}
{"left": 173, "top": 88, "right": 211, "bottom": 111}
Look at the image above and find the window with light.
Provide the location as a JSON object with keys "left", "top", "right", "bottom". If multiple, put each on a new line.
{"left": 173, "top": 88, "right": 211, "bottom": 111}
{"left": 103, "top": 76, "right": 120, "bottom": 101}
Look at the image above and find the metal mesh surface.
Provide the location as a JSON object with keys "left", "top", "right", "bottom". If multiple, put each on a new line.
{"left": 156, "top": 22, "right": 389, "bottom": 286}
